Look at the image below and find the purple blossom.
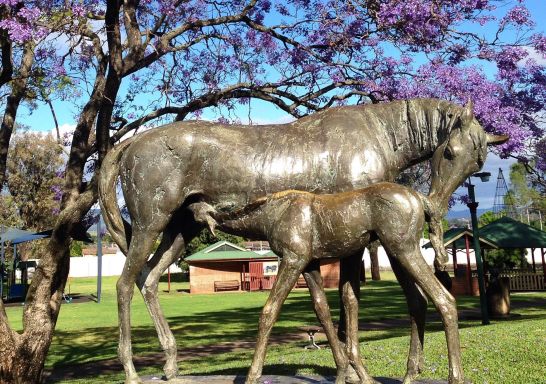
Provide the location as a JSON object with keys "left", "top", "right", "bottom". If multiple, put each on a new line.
{"left": 51, "top": 185, "right": 63, "bottom": 201}
{"left": 501, "top": 5, "right": 534, "bottom": 27}
{"left": 536, "top": 140, "right": 546, "bottom": 172}
{"left": 531, "top": 34, "right": 546, "bottom": 57}
{"left": 82, "top": 212, "right": 100, "bottom": 230}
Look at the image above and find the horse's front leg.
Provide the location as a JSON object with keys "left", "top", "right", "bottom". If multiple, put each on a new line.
{"left": 246, "top": 250, "right": 310, "bottom": 384}
{"left": 303, "top": 260, "right": 348, "bottom": 384}
{"left": 389, "top": 257, "right": 427, "bottom": 384}
{"left": 340, "top": 252, "right": 377, "bottom": 384}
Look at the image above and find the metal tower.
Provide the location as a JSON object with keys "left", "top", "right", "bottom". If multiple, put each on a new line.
{"left": 492, "top": 168, "right": 517, "bottom": 219}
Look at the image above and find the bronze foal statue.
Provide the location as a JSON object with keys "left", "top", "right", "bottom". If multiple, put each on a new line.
{"left": 193, "top": 182, "right": 464, "bottom": 384}
{"left": 98, "top": 98, "right": 507, "bottom": 383}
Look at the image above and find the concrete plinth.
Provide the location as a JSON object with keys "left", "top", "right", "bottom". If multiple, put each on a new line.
{"left": 142, "top": 375, "right": 447, "bottom": 383}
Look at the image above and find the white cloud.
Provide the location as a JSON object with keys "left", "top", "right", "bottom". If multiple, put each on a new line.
{"left": 521, "top": 46, "right": 546, "bottom": 66}
{"left": 53, "top": 123, "right": 77, "bottom": 137}
{"left": 240, "top": 114, "right": 296, "bottom": 125}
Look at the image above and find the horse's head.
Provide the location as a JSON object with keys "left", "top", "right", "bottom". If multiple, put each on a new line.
{"left": 426, "top": 99, "right": 508, "bottom": 269}
{"left": 428, "top": 99, "right": 508, "bottom": 211}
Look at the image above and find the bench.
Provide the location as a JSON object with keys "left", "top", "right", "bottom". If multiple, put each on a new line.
{"left": 295, "top": 276, "right": 308, "bottom": 288}
{"left": 299, "top": 326, "right": 322, "bottom": 349}
{"left": 214, "top": 280, "right": 240, "bottom": 292}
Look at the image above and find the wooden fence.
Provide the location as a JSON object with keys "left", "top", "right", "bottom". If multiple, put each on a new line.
{"left": 499, "top": 270, "right": 545, "bottom": 291}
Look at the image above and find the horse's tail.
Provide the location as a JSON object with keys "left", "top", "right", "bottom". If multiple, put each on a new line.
{"left": 98, "top": 138, "right": 135, "bottom": 255}
{"left": 417, "top": 193, "right": 449, "bottom": 271}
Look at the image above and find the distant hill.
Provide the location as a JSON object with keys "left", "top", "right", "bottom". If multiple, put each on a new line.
{"left": 447, "top": 208, "right": 491, "bottom": 220}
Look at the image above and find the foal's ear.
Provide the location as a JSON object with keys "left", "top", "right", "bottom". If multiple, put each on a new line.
{"left": 486, "top": 133, "right": 510, "bottom": 146}
{"left": 460, "top": 98, "right": 474, "bottom": 126}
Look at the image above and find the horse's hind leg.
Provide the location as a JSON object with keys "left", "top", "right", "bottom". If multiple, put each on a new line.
{"left": 391, "top": 245, "right": 464, "bottom": 384}
{"left": 389, "top": 256, "right": 427, "bottom": 384}
{"left": 303, "top": 260, "right": 348, "bottom": 384}
{"left": 118, "top": 226, "right": 163, "bottom": 384}
{"left": 136, "top": 223, "right": 187, "bottom": 380}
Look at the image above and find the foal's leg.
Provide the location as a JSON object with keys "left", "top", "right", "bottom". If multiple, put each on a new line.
{"left": 246, "top": 250, "right": 310, "bottom": 384}
{"left": 303, "top": 260, "right": 348, "bottom": 384}
{"left": 339, "top": 252, "right": 377, "bottom": 384}
{"left": 118, "top": 227, "right": 163, "bottom": 384}
{"left": 136, "top": 225, "right": 186, "bottom": 380}
{"left": 389, "top": 257, "right": 427, "bottom": 384}
{"left": 390, "top": 244, "right": 464, "bottom": 384}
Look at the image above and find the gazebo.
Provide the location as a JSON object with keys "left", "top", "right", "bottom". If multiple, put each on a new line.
{"left": 425, "top": 227, "right": 499, "bottom": 295}
{"left": 426, "top": 216, "right": 546, "bottom": 294}
{"left": 1, "top": 227, "right": 92, "bottom": 301}
{"left": 479, "top": 217, "right": 546, "bottom": 290}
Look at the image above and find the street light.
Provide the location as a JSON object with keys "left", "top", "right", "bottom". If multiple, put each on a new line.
{"left": 466, "top": 171, "right": 491, "bottom": 325}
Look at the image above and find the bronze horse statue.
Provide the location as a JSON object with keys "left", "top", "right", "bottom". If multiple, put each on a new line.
{"left": 192, "top": 182, "right": 464, "bottom": 384}
{"left": 98, "top": 98, "right": 507, "bottom": 383}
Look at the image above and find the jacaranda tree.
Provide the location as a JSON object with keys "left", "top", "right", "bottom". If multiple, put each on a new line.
{"left": 0, "top": 1, "right": 544, "bottom": 382}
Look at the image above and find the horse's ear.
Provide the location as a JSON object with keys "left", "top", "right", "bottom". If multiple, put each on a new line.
{"left": 460, "top": 98, "right": 474, "bottom": 126}
{"left": 486, "top": 133, "right": 509, "bottom": 146}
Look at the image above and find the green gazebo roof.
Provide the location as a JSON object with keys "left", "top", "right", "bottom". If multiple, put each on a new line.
{"left": 478, "top": 216, "right": 546, "bottom": 249}
{"left": 185, "top": 240, "right": 277, "bottom": 262}
{"left": 424, "top": 216, "right": 546, "bottom": 250}
{"left": 423, "top": 227, "right": 498, "bottom": 249}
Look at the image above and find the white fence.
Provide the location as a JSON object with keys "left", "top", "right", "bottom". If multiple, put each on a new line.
{"left": 363, "top": 240, "right": 542, "bottom": 271}
{"left": 67, "top": 251, "right": 183, "bottom": 278}
{"left": 65, "top": 241, "right": 543, "bottom": 278}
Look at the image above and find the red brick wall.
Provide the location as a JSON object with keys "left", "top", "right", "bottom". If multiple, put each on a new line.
{"left": 320, "top": 259, "right": 340, "bottom": 288}
{"left": 189, "top": 258, "right": 341, "bottom": 293}
{"left": 189, "top": 262, "right": 242, "bottom": 294}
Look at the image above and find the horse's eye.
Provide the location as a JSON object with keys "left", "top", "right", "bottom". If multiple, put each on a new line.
{"left": 444, "top": 146, "right": 454, "bottom": 160}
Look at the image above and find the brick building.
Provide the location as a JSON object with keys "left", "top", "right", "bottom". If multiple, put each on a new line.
{"left": 186, "top": 241, "right": 340, "bottom": 294}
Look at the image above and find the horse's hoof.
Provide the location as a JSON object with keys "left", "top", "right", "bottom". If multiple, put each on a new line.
{"left": 447, "top": 375, "right": 467, "bottom": 384}
{"left": 334, "top": 371, "right": 346, "bottom": 384}
{"left": 245, "top": 375, "right": 260, "bottom": 384}
{"left": 402, "top": 372, "right": 419, "bottom": 384}
{"left": 344, "top": 365, "right": 359, "bottom": 383}
{"left": 163, "top": 362, "right": 178, "bottom": 380}
{"left": 125, "top": 376, "right": 143, "bottom": 384}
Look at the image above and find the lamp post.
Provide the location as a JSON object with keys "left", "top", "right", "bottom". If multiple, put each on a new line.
{"left": 466, "top": 171, "right": 490, "bottom": 325}
{"left": 97, "top": 212, "right": 103, "bottom": 304}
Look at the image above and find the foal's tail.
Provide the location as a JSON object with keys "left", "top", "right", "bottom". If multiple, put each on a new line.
{"left": 98, "top": 138, "right": 135, "bottom": 255}
{"left": 417, "top": 193, "right": 449, "bottom": 271}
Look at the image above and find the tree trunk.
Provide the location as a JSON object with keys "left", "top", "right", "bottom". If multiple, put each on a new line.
{"left": 0, "top": 241, "right": 69, "bottom": 383}
{"left": 0, "top": 179, "right": 97, "bottom": 383}
{"left": 368, "top": 240, "right": 381, "bottom": 281}
{"left": 0, "top": 57, "right": 106, "bottom": 383}
{"left": 0, "top": 43, "right": 34, "bottom": 188}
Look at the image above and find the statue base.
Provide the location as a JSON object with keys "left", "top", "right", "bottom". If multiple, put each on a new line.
{"left": 142, "top": 375, "right": 447, "bottom": 383}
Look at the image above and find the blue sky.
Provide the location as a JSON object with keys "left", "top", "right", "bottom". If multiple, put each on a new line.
{"left": 20, "top": 1, "right": 545, "bottom": 212}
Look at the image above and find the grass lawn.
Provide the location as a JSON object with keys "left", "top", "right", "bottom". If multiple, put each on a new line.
{"left": 5, "top": 272, "right": 546, "bottom": 383}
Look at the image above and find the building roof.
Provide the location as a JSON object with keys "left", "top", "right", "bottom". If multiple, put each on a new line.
{"left": 0, "top": 228, "right": 35, "bottom": 243}
{"left": 185, "top": 240, "right": 277, "bottom": 262}
{"left": 423, "top": 216, "right": 546, "bottom": 250}
{"left": 478, "top": 216, "right": 546, "bottom": 248}
{"left": 423, "top": 227, "right": 499, "bottom": 249}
